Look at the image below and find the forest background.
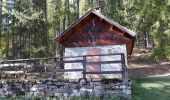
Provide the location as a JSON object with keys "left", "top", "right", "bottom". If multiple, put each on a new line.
{"left": 0, "top": 0, "right": 170, "bottom": 61}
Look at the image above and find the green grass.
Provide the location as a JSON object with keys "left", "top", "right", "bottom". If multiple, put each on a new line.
{"left": 132, "top": 76, "right": 170, "bottom": 100}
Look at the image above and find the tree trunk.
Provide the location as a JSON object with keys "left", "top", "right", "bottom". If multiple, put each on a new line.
{"left": 44, "top": 0, "right": 49, "bottom": 57}
{"left": 0, "top": 0, "right": 2, "bottom": 47}
{"left": 144, "top": 32, "right": 149, "bottom": 48}
{"left": 76, "top": 0, "right": 80, "bottom": 19}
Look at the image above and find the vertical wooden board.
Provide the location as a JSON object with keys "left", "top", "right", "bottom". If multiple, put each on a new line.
{"left": 86, "top": 48, "right": 101, "bottom": 78}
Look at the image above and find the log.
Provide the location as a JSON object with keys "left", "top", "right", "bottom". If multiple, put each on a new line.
{"left": 0, "top": 63, "right": 26, "bottom": 68}
{"left": 3, "top": 71, "right": 24, "bottom": 74}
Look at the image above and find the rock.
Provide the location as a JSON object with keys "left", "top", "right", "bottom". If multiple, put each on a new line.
{"left": 54, "top": 92, "right": 62, "bottom": 97}
{"left": 95, "top": 86, "right": 102, "bottom": 90}
{"left": 79, "top": 87, "right": 93, "bottom": 96}
{"left": 126, "top": 89, "right": 131, "bottom": 95}
{"left": 46, "top": 91, "right": 54, "bottom": 97}
{"left": 71, "top": 90, "right": 80, "bottom": 96}
{"left": 72, "top": 84, "right": 81, "bottom": 90}
{"left": 69, "top": 79, "right": 79, "bottom": 83}
{"left": 90, "top": 82, "right": 94, "bottom": 86}
{"left": 63, "top": 93, "right": 68, "bottom": 97}
{"left": 83, "top": 85, "right": 93, "bottom": 89}
{"left": 79, "top": 79, "right": 86, "bottom": 86}
{"left": 103, "top": 84, "right": 111, "bottom": 89}
{"left": 93, "top": 88, "right": 105, "bottom": 95}
{"left": 55, "top": 82, "right": 65, "bottom": 86}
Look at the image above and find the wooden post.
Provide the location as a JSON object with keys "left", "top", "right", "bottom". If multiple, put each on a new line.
{"left": 83, "top": 56, "right": 86, "bottom": 79}
{"left": 45, "top": 66, "right": 47, "bottom": 73}
{"left": 121, "top": 54, "right": 126, "bottom": 79}
{"left": 0, "top": 68, "right": 1, "bottom": 79}
{"left": 59, "top": 44, "right": 64, "bottom": 69}
{"left": 135, "top": 35, "right": 138, "bottom": 47}
{"left": 0, "top": 61, "right": 1, "bottom": 79}
{"left": 53, "top": 58, "right": 57, "bottom": 79}
{"left": 144, "top": 32, "right": 149, "bottom": 48}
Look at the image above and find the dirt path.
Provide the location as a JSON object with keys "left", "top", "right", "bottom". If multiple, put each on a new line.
{"left": 127, "top": 54, "right": 170, "bottom": 78}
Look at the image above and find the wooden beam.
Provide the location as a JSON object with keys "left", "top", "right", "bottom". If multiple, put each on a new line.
{"left": 84, "top": 71, "right": 123, "bottom": 74}
{"left": 85, "top": 60, "right": 122, "bottom": 65}
{"left": 55, "top": 69, "right": 84, "bottom": 72}
{"left": 3, "top": 71, "right": 24, "bottom": 74}
{"left": 0, "top": 63, "right": 26, "bottom": 68}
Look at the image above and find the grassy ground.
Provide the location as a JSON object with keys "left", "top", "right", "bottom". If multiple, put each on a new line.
{"left": 132, "top": 76, "right": 170, "bottom": 100}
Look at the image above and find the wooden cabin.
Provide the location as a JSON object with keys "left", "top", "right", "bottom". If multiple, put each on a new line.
{"left": 54, "top": 10, "right": 136, "bottom": 80}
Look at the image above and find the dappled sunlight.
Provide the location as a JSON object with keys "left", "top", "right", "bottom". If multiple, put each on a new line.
{"left": 132, "top": 77, "right": 170, "bottom": 100}
{"left": 140, "top": 83, "right": 163, "bottom": 89}
{"left": 140, "top": 81, "right": 170, "bottom": 93}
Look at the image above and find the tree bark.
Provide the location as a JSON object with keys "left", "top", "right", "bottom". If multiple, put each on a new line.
{"left": 0, "top": 0, "right": 2, "bottom": 47}
{"left": 76, "top": 0, "right": 80, "bottom": 19}
{"left": 44, "top": 0, "right": 49, "bottom": 57}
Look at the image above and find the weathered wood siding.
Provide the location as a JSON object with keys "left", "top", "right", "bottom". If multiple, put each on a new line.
{"left": 56, "top": 13, "right": 134, "bottom": 55}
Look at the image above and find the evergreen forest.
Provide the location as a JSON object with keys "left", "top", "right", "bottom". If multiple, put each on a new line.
{"left": 0, "top": 0, "right": 170, "bottom": 61}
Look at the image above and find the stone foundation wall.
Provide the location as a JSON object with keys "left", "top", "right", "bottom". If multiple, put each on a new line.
{"left": 0, "top": 79, "right": 131, "bottom": 99}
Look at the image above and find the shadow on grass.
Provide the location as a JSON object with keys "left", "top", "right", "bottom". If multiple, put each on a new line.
{"left": 132, "top": 77, "right": 170, "bottom": 100}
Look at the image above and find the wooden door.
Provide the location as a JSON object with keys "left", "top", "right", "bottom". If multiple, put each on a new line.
{"left": 86, "top": 48, "right": 101, "bottom": 78}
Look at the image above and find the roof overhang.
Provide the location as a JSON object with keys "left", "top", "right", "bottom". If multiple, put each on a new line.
{"left": 54, "top": 10, "right": 136, "bottom": 42}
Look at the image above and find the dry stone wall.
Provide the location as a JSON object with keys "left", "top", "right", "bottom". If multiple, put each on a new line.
{"left": 0, "top": 79, "right": 131, "bottom": 99}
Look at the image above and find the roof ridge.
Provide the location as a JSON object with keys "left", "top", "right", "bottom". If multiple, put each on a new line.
{"left": 54, "top": 10, "right": 136, "bottom": 41}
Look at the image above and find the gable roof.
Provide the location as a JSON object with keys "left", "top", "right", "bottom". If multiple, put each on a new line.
{"left": 54, "top": 10, "right": 136, "bottom": 41}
